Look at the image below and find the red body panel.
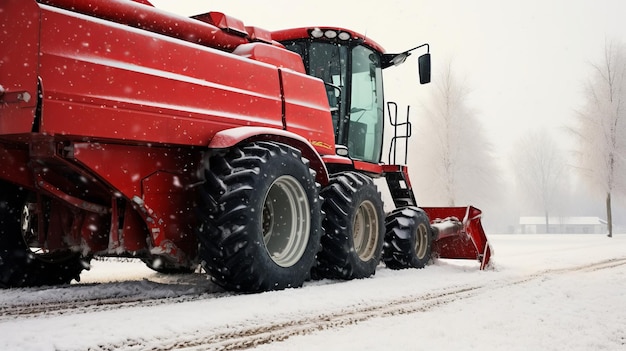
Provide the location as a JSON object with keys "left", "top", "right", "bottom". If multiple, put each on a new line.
{"left": 38, "top": 5, "right": 283, "bottom": 145}
{"left": 0, "top": 0, "right": 40, "bottom": 134}
{"left": 0, "top": 0, "right": 337, "bottom": 264}
{"left": 39, "top": 0, "right": 250, "bottom": 52}
{"left": 280, "top": 69, "right": 337, "bottom": 156}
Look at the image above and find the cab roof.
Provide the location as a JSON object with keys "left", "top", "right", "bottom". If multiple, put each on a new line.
{"left": 271, "top": 27, "right": 387, "bottom": 54}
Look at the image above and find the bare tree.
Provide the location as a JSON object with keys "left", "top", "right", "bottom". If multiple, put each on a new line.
{"left": 573, "top": 41, "right": 626, "bottom": 237}
{"left": 512, "top": 130, "right": 567, "bottom": 233}
{"left": 410, "top": 61, "right": 498, "bottom": 207}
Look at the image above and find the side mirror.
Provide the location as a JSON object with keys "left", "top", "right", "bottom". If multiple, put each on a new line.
{"left": 418, "top": 53, "right": 431, "bottom": 84}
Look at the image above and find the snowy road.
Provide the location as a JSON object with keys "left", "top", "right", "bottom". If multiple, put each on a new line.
{"left": 1, "top": 234, "right": 625, "bottom": 351}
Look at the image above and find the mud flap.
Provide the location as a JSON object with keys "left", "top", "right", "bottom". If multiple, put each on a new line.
{"left": 423, "top": 206, "right": 492, "bottom": 270}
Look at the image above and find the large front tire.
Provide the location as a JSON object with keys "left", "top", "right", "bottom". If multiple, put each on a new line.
{"left": 197, "top": 141, "right": 322, "bottom": 292}
{"left": 315, "top": 172, "right": 384, "bottom": 280}
{"left": 0, "top": 183, "right": 89, "bottom": 288}
{"left": 383, "top": 207, "right": 432, "bottom": 269}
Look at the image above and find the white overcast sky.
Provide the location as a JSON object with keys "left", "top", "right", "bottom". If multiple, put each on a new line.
{"left": 151, "top": 0, "right": 626, "bottom": 156}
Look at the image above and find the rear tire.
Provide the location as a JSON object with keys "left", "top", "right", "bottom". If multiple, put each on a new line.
{"left": 315, "top": 172, "right": 384, "bottom": 280}
{"left": 0, "top": 183, "right": 89, "bottom": 288}
{"left": 197, "top": 141, "right": 322, "bottom": 292}
{"left": 383, "top": 207, "right": 432, "bottom": 269}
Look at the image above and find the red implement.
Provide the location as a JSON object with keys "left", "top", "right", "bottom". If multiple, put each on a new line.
{"left": 423, "top": 206, "right": 492, "bottom": 269}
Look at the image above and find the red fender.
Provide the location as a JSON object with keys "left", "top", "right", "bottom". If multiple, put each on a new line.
{"left": 209, "top": 126, "right": 330, "bottom": 186}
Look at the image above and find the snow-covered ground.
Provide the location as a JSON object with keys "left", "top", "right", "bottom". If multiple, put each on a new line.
{"left": 0, "top": 234, "right": 624, "bottom": 351}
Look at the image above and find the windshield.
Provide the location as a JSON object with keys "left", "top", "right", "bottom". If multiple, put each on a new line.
{"left": 348, "top": 45, "right": 384, "bottom": 163}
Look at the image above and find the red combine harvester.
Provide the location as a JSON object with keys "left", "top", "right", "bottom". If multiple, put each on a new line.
{"left": 0, "top": 0, "right": 491, "bottom": 292}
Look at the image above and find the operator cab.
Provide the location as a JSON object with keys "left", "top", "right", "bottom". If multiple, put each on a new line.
{"left": 275, "top": 27, "right": 430, "bottom": 164}
{"left": 280, "top": 29, "right": 384, "bottom": 164}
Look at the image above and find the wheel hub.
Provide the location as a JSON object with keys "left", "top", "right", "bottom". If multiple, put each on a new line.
{"left": 353, "top": 200, "right": 379, "bottom": 261}
{"left": 262, "top": 176, "right": 311, "bottom": 268}
{"left": 415, "top": 223, "right": 429, "bottom": 259}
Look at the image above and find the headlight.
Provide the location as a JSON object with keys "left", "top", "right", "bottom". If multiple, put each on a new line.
{"left": 310, "top": 28, "right": 352, "bottom": 41}
{"left": 311, "top": 28, "right": 324, "bottom": 38}
{"left": 324, "top": 30, "right": 337, "bottom": 39}
{"left": 337, "top": 31, "right": 351, "bottom": 40}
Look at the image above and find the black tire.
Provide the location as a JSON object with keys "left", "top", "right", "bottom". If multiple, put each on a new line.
{"left": 0, "top": 183, "right": 89, "bottom": 288}
{"left": 315, "top": 172, "right": 384, "bottom": 280}
{"left": 197, "top": 141, "right": 322, "bottom": 292}
{"left": 383, "top": 206, "right": 432, "bottom": 269}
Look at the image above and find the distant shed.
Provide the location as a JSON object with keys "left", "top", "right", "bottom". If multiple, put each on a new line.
{"left": 519, "top": 216, "right": 607, "bottom": 234}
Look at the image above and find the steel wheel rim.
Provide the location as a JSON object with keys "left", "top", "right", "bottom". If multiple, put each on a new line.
{"left": 415, "top": 222, "right": 429, "bottom": 259}
{"left": 262, "top": 175, "right": 311, "bottom": 268}
{"left": 353, "top": 200, "right": 379, "bottom": 261}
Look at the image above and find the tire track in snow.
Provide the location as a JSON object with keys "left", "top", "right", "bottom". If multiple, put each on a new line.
{"left": 0, "top": 293, "right": 214, "bottom": 321}
{"left": 94, "top": 284, "right": 484, "bottom": 351}
{"left": 557, "top": 257, "right": 626, "bottom": 273}
{"left": 96, "top": 257, "right": 626, "bottom": 351}
{"left": 0, "top": 277, "right": 227, "bottom": 321}
{"left": 2, "top": 257, "right": 625, "bottom": 349}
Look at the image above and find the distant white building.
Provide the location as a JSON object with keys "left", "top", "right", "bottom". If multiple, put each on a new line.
{"left": 519, "top": 216, "right": 607, "bottom": 234}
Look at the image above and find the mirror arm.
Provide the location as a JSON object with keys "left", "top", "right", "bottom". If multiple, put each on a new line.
{"left": 383, "top": 43, "right": 430, "bottom": 69}
{"left": 403, "top": 43, "right": 430, "bottom": 56}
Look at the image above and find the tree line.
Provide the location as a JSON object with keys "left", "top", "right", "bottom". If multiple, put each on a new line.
{"left": 409, "top": 42, "right": 626, "bottom": 236}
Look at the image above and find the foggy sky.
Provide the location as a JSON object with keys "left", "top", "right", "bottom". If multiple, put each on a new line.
{"left": 152, "top": 0, "right": 624, "bottom": 146}
{"left": 150, "top": 0, "right": 626, "bottom": 230}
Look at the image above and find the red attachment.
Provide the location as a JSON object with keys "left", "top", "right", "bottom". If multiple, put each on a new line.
{"left": 423, "top": 206, "right": 492, "bottom": 269}
{"left": 232, "top": 43, "right": 306, "bottom": 72}
{"left": 193, "top": 12, "right": 248, "bottom": 37}
{"left": 245, "top": 26, "right": 274, "bottom": 44}
{"left": 131, "top": 0, "right": 153, "bottom": 5}
{"left": 39, "top": 0, "right": 250, "bottom": 51}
